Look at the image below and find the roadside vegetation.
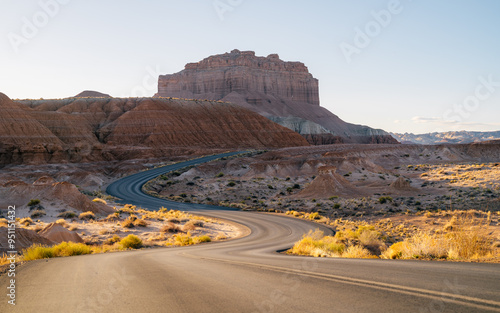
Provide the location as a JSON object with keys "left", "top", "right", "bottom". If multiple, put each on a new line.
{"left": 288, "top": 210, "right": 499, "bottom": 261}
{"left": 1, "top": 205, "right": 235, "bottom": 265}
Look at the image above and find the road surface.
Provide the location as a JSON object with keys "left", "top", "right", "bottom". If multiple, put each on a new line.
{"left": 2, "top": 152, "right": 500, "bottom": 312}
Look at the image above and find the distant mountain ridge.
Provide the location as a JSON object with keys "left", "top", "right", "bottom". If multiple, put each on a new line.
{"left": 391, "top": 130, "right": 500, "bottom": 145}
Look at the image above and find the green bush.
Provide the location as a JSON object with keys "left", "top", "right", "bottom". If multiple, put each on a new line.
{"left": 120, "top": 235, "right": 142, "bottom": 249}
{"left": 28, "top": 199, "right": 41, "bottom": 207}
{"left": 378, "top": 196, "right": 393, "bottom": 204}
{"left": 57, "top": 211, "right": 77, "bottom": 219}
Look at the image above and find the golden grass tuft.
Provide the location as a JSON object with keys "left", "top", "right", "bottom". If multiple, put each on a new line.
{"left": 92, "top": 198, "right": 107, "bottom": 204}
{"left": 30, "top": 210, "right": 46, "bottom": 218}
{"left": 160, "top": 222, "right": 181, "bottom": 233}
{"left": 119, "top": 234, "right": 142, "bottom": 249}
{"left": 20, "top": 217, "right": 34, "bottom": 227}
{"left": 133, "top": 219, "right": 148, "bottom": 227}
{"left": 79, "top": 211, "right": 96, "bottom": 220}
{"left": 382, "top": 212, "right": 493, "bottom": 260}
{"left": 22, "top": 242, "right": 92, "bottom": 261}
{"left": 121, "top": 219, "right": 134, "bottom": 228}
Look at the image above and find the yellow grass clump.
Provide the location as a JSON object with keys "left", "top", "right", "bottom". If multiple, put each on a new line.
{"left": 382, "top": 213, "right": 493, "bottom": 260}
{"left": 23, "top": 242, "right": 92, "bottom": 261}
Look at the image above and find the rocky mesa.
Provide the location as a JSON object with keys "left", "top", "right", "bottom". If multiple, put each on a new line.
{"left": 156, "top": 49, "right": 398, "bottom": 145}
{"left": 0, "top": 92, "right": 308, "bottom": 166}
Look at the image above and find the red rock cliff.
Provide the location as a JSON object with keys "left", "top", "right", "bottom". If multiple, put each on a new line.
{"left": 156, "top": 50, "right": 398, "bottom": 145}
{"left": 0, "top": 93, "right": 308, "bottom": 166}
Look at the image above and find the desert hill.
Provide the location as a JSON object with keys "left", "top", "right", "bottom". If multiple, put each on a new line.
{"left": 156, "top": 49, "right": 398, "bottom": 145}
{"left": 74, "top": 90, "right": 111, "bottom": 98}
{"left": 0, "top": 92, "right": 308, "bottom": 166}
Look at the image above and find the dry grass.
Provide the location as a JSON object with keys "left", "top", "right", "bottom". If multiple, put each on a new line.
{"left": 19, "top": 217, "right": 34, "bottom": 227}
{"left": 167, "top": 232, "right": 212, "bottom": 246}
{"left": 57, "top": 211, "right": 77, "bottom": 219}
{"left": 289, "top": 230, "right": 345, "bottom": 257}
{"left": 160, "top": 222, "right": 181, "bottom": 233}
{"left": 55, "top": 219, "right": 68, "bottom": 227}
{"left": 133, "top": 219, "right": 148, "bottom": 227}
{"left": 30, "top": 210, "right": 46, "bottom": 218}
{"left": 92, "top": 198, "right": 107, "bottom": 204}
{"left": 79, "top": 211, "right": 96, "bottom": 221}
{"left": 382, "top": 212, "right": 493, "bottom": 260}
{"left": 23, "top": 242, "right": 92, "bottom": 261}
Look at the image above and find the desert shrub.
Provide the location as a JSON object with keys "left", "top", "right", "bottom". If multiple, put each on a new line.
{"left": 92, "top": 198, "right": 107, "bottom": 204}
{"left": 173, "top": 233, "right": 194, "bottom": 246}
{"left": 168, "top": 218, "right": 180, "bottom": 224}
{"left": 383, "top": 212, "right": 493, "bottom": 260}
{"left": 308, "top": 212, "right": 321, "bottom": 220}
{"left": 133, "top": 219, "right": 148, "bottom": 227}
{"left": 20, "top": 217, "right": 34, "bottom": 226}
{"left": 128, "top": 214, "right": 138, "bottom": 222}
{"left": 57, "top": 211, "right": 77, "bottom": 219}
{"left": 378, "top": 196, "right": 393, "bottom": 204}
{"left": 119, "top": 235, "right": 142, "bottom": 249}
{"left": 289, "top": 230, "right": 345, "bottom": 257}
{"left": 28, "top": 199, "right": 41, "bottom": 207}
{"left": 121, "top": 219, "right": 134, "bottom": 228}
{"left": 216, "top": 172, "right": 224, "bottom": 178}
{"left": 341, "top": 245, "right": 375, "bottom": 258}
{"left": 215, "top": 233, "right": 227, "bottom": 241}
{"left": 23, "top": 242, "right": 91, "bottom": 261}
{"left": 194, "top": 235, "right": 211, "bottom": 243}
{"left": 161, "top": 222, "right": 181, "bottom": 233}
{"left": 104, "top": 235, "right": 121, "bottom": 245}
{"left": 22, "top": 245, "right": 54, "bottom": 260}
{"left": 30, "top": 210, "right": 46, "bottom": 218}
{"left": 68, "top": 225, "right": 78, "bottom": 231}
{"left": 106, "top": 212, "right": 120, "bottom": 221}
{"left": 55, "top": 219, "right": 68, "bottom": 227}
{"left": 227, "top": 181, "right": 236, "bottom": 187}
{"left": 52, "top": 242, "right": 92, "bottom": 257}
{"left": 79, "top": 211, "right": 96, "bottom": 220}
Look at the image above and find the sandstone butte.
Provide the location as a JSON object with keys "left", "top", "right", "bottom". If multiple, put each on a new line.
{"left": 156, "top": 49, "right": 399, "bottom": 145}
{"left": 0, "top": 92, "right": 309, "bottom": 166}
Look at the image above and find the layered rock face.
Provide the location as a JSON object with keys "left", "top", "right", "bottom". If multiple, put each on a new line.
{"left": 156, "top": 49, "right": 398, "bottom": 144}
{"left": 0, "top": 92, "right": 308, "bottom": 166}
{"left": 159, "top": 50, "right": 319, "bottom": 106}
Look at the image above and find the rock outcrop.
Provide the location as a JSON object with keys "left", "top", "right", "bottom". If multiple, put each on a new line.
{"left": 0, "top": 178, "right": 114, "bottom": 214}
{"left": 0, "top": 227, "right": 55, "bottom": 254}
{"left": 38, "top": 223, "right": 84, "bottom": 244}
{"left": 156, "top": 49, "right": 399, "bottom": 144}
{"left": 0, "top": 92, "right": 308, "bottom": 166}
{"left": 292, "top": 166, "right": 363, "bottom": 198}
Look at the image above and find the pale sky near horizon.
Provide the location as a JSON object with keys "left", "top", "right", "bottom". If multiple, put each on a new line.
{"left": 1, "top": 0, "right": 499, "bottom": 134}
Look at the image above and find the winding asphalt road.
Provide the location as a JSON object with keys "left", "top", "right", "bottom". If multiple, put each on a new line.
{"left": 2, "top": 152, "right": 500, "bottom": 312}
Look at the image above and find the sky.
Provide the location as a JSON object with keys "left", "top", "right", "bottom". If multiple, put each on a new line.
{"left": 1, "top": 0, "right": 499, "bottom": 134}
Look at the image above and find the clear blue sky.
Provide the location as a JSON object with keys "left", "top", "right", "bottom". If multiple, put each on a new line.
{"left": 1, "top": 0, "right": 499, "bottom": 134}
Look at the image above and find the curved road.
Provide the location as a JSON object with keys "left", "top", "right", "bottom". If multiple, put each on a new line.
{"left": 2, "top": 153, "right": 500, "bottom": 313}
